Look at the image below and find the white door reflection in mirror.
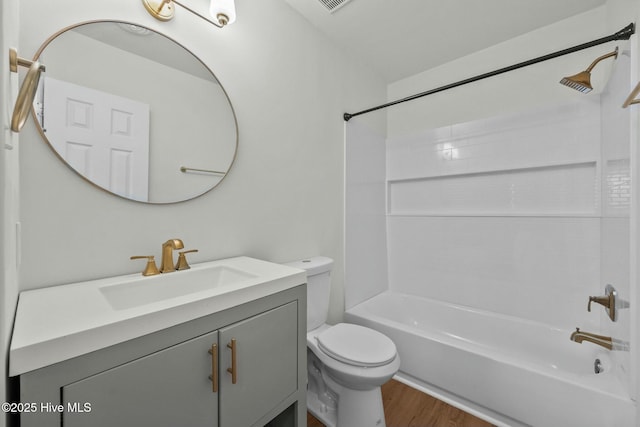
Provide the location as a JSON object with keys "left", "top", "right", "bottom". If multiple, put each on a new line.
{"left": 44, "top": 77, "right": 150, "bottom": 201}
{"left": 32, "top": 21, "right": 238, "bottom": 203}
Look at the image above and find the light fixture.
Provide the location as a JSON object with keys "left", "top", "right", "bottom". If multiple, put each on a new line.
{"left": 210, "top": 0, "right": 236, "bottom": 26}
{"left": 142, "top": 0, "right": 236, "bottom": 28}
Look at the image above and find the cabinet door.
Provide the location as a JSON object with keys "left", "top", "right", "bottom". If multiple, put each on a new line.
{"left": 62, "top": 330, "right": 219, "bottom": 427}
{"left": 219, "top": 302, "right": 298, "bottom": 427}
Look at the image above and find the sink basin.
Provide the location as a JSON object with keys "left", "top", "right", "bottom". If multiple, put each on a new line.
{"left": 100, "top": 265, "right": 257, "bottom": 310}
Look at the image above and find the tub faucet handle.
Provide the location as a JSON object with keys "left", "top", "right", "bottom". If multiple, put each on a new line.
{"left": 587, "top": 295, "right": 610, "bottom": 311}
{"left": 587, "top": 284, "right": 617, "bottom": 322}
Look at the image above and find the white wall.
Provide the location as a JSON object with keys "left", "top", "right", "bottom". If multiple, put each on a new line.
{"left": 344, "top": 115, "right": 387, "bottom": 309}
{"left": 387, "top": 7, "right": 609, "bottom": 135}
{"left": 604, "top": 1, "right": 640, "bottom": 418}
{"left": 1, "top": 0, "right": 20, "bottom": 425}
{"left": 15, "top": 0, "right": 385, "bottom": 327}
{"left": 599, "top": 35, "right": 633, "bottom": 397}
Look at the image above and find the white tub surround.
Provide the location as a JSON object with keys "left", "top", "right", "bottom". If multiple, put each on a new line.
{"left": 345, "top": 81, "right": 635, "bottom": 425}
{"left": 346, "top": 292, "right": 634, "bottom": 427}
{"left": 385, "top": 98, "right": 604, "bottom": 328}
{"left": 10, "top": 256, "right": 305, "bottom": 376}
{"left": 341, "top": 7, "right": 638, "bottom": 427}
{"left": 345, "top": 121, "right": 388, "bottom": 309}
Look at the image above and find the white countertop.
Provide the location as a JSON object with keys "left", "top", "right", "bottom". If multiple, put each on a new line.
{"left": 10, "top": 256, "right": 306, "bottom": 376}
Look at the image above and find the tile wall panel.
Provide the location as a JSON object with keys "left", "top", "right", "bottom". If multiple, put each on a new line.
{"left": 387, "top": 216, "right": 601, "bottom": 328}
{"left": 388, "top": 162, "right": 598, "bottom": 216}
{"left": 386, "top": 98, "right": 604, "bottom": 328}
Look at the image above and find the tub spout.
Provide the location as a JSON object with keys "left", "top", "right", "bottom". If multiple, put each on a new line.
{"left": 570, "top": 328, "right": 612, "bottom": 350}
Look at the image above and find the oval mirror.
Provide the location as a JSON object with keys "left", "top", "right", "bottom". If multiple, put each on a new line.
{"left": 32, "top": 21, "right": 238, "bottom": 203}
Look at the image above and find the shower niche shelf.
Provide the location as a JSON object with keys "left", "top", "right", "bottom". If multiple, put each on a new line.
{"left": 387, "top": 161, "right": 598, "bottom": 217}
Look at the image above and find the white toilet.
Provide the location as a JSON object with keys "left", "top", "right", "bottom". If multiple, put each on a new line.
{"left": 286, "top": 257, "right": 400, "bottom": 427}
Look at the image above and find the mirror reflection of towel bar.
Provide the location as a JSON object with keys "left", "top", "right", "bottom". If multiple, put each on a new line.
{"left": 180, "top": 166, "right": 226, "bottom": 175}
{"left": 9, "top": 48, "right": 46, "bottom": 133}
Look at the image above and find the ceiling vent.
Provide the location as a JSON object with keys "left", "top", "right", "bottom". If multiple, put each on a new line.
{"left": 317, "top": 0, "right": 352, "bottom": 13}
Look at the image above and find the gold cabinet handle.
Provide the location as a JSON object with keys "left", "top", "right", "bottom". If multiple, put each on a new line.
{"left": 622, "top": 81, "right": 640, "bottom": 108}
{"left": 227, "top": 339, "right": 237, "bottom": 384}
{"left": 208, "top": 343, "right": 218, "bottom": 393}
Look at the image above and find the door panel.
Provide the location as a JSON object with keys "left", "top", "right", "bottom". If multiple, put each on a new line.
{"left": 43, "top": 76, "right": 150, "bottom": 201}
{"left": 63, "top": 331, "right": 219, "bottom": 427}
{"left": 219, "top": 302, "right": 298, "bottom": 427}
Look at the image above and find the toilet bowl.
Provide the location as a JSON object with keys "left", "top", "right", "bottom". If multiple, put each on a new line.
{"left": 286, "top": 257, "right": 400, "bottom": 427}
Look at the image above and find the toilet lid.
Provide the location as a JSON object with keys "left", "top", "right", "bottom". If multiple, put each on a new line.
{"left": 317, "top": 323, "right": 396, "bottom": 367}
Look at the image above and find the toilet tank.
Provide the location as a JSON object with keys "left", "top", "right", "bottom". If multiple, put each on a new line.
{"left": 285, "top": 257, "right": 333, "bottom": 331}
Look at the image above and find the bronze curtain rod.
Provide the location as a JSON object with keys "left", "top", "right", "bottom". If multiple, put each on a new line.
{"left": 343, "top": 23, "right": 635, "bottom": 122}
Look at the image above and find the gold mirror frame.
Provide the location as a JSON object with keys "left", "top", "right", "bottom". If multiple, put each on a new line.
{"left": 31, "top": 20, "right": 238, "bottom": 204}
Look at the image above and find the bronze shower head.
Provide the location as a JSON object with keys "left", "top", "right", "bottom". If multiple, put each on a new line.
{"left": 560, "top": 48, "right": 618, "bottom": 93}
{"left": 560, "top": 70, "right": 593, "bottom": 93}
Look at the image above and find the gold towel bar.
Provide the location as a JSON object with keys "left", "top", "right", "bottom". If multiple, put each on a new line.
{"left": 9, "top": 48, "right": 45, "bottom": 73}
{"left": 622, "top": 81, "right": 640, "bottom": 108}
{"left": 9, "top": 48, "right": 46, "bottom": 133}
{"left": 180, "top": 166, "right": 226, "bottom": 175}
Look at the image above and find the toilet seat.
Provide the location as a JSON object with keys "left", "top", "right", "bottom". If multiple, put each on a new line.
{"left": 317, "top": 323, "right": 397, "bottom": 368}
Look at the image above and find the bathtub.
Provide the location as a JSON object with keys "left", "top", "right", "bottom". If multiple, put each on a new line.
{"left": 344, "top": 291, "right": 635, "bottom": 427}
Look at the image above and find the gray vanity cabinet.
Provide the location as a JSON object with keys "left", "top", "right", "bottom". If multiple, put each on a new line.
{"left": 63, "top": 330, "right": 220, "bottom": 427}
{"left": 18, "top": 286, "right": 306, "bottom": 427}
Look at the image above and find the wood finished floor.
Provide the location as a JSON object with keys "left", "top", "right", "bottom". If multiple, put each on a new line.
{"left": 307, "top": 379, "right": 494, "bottom": 427}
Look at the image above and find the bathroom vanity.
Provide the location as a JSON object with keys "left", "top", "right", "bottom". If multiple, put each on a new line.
{"left": 10, "top": 257, "right": 307, "bottom": 427}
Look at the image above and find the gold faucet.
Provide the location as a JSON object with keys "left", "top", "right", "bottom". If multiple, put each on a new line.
{"left": 160, "top": 239, "right": 184, "bottom": 273}
{"left": 570, "top": 328, "right": 613, "bottom": 350}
